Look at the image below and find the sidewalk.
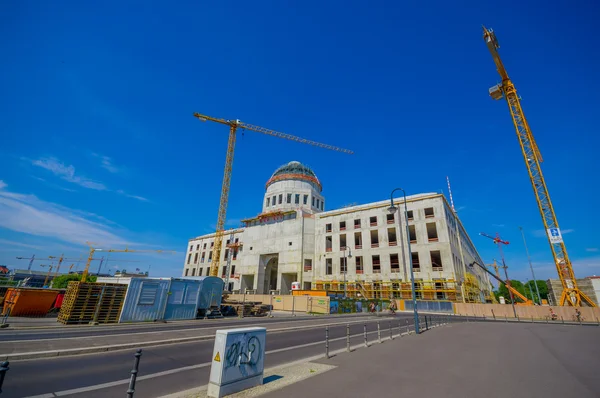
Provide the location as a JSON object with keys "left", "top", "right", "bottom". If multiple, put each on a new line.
{"left": 256, "top": 322, "right": 600, "bottom": 398}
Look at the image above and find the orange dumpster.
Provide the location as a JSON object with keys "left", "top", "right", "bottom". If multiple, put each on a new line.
{"left": 3, "top": 288, "right": 60, "bottom": 316}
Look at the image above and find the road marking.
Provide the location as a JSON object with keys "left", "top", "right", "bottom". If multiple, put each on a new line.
{"left": 3, "top": 315, "right": 383, "bottom": 343}
{"left": 21, "top": 325, "right": 406, "bottom": 398}
{"left": 4, "top": 317, "right": 398, "bottom": 360}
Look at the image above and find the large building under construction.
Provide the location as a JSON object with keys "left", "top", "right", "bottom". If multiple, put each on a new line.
{"left": 183, "top": 161, "right": 492, "bottom": 302}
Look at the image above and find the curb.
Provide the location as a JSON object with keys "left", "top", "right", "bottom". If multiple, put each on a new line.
{"left": 1, "top": 316, "right": 398, "bottom": 360}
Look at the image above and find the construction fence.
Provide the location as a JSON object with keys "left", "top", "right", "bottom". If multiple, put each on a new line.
{"left": 454, "top": 303, "right": 600, "bottom": 321}
{"left": 227, "top": 294, "right": 330, "bottom": 314}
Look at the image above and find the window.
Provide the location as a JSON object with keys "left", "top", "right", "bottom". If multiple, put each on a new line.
{"left": 312, "top": 196, "right": 315, "bottom": 207}
{"left": 203, "top": 243, "right": 207, "bottom": 250}
{"left": 354, "top": 232, "right": 362, "bottom": 249}
{"left": 321, "top": 201, "right": 324, "bottom": 210}
{"left": 303, "top": 194, "right": 308, "bottom": 205}
{"left": 187, "top": 254, "right": 191, "bottom": 264}
{"left": 354, "top": 219, "right": 361, "bottom": 228}
{"left": 208, "top": 251, "right": 213, "bottom": 262}
{"left": 272, "top": 195, "right": 276, "bottom": 206}
{"left": 201, "top": 252, "right": 205, "bottom": 263}
{"left": 316, "top": 199, "right": 320, "bottom": 209}
{"left": 356, "top": 256, "right": 363, "bottom": 274}
{"left": 191, "top": 268, "right": 196, "bottom": 276}
{"left": 138, "top": 283, "right": 159, "bottom": 305}
{"left": 189, "top": 245, "right": 193, "bottom": 252}
{"left": 372, "top": 255, "right": 381, "bottom": 273}
{"left": 199, "top": 268, "right": 203, "bottom": 276}
{"left": 370, "top": 230, "right": 379, "bottom": 248}
{"left": 184, "top": 285, "right": 200, "bottom": 305}
{"left": 304, "top": 259, "right": 313, "bottom": 271}
{"left": 370, "top": 216, "right": 377, "bottom": 226}
{"left": 387, "top": 228, "right": 397, "bottom": 246}
{"left": 426, "top": 223, "right": 438, "bottom": 242}
{"left": 206, "top": 268, "right": 210, "bottom": 276}
{"left": 386, "top": 213, "right": 395, "bottom": 224}
{"left": 295, "top": 194, "right": 300, "bottom": 204}
{"left": 409, "top": 225, "right": 417, "bottom": 243}
{"left": 340, "top": 221, "right": 346, "bottom": 231}
{"left": 235, "top": 237, "right": 239, "bottom": 243}
{"left": 196, "top": 244, "right": 199, "bottom": 250}
{"left": 289, "top": 241, "right": 293, "bottom": 246}
{"left": 185, "top": 268, "right": 189, "bottom": 276}
{"left": 425, "top": 207, "right": 435, "bottom": 218}
{"left": 340, "top": 234, "right": 347, "bottom": 250}
{"left": 224, "top": 248, "right": 229, "bottom": 260}
{"left": 407, "top": 210, "right": 414, "bottom": 221}
{"left": 431, "top": 250, "right": 443, "bottom": 270}
{"left": 194, "top": 253, "right": 198, "bottom": 264}
{"left": 326, "top": 258, "right": 333, "bottom": 275}
{"left": 412, "top": 252, "right": 420, "bottom": 270}
{"left": 435, "top": 281, "right": 446, "bottom": 300}
{"left": 210, "top": 241, "right": 214, "bottom": 248}
{"left": 279, "top": 194, "right": 283, "bottom": 204}
{"left": 287, "top": 193, "right": 292, "bottom": 203}
{"left": 415, "top": 281, "right": 423, "bottom": 299}
{"left": 326, "top": 223, "right": 332, "bottom": 233}
{"left": 233, "top": 249, "right": 238, "bottom": 260}
{"left": 390, "top": 254, "right": 400, "bottom": 272}
{"left": 325, "top": 236, "right": 333, "bottom": 252}
{"left": 231, "top": 265, "right": 236, "bottom": 276}
{"left": 266, "top": 197, "right": 270, "bottom": 207}
{"left": 341, "top": 257, "right": 347, "bottom": 273}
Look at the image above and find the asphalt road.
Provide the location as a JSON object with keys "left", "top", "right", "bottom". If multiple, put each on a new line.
{"left": 3, "top": 316, "right": 416, "bottom": 398}
{"left": 0, "top": 313, "right": 385, "bottom": 342}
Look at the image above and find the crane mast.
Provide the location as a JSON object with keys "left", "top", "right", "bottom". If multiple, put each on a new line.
{"left": 482, "top": 26, "right": 595, "bottom": 307}
{"left": 193, "top": 112, "right": 353, "bottom": 278}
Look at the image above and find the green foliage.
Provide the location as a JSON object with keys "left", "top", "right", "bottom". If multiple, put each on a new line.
{"left": 51, "top": 274, "right": 97, "bottom": 288}
{"left": 493, "top": 279, "right": 549, "bottom": 304}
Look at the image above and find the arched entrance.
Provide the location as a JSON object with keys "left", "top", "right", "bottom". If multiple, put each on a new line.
{"left": 264, "top": 257, "right": 278, "bottom": 293}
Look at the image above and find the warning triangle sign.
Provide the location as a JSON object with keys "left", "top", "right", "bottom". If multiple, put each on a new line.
{"left": 214, "top": 352, "right": 221, "bottom": 362}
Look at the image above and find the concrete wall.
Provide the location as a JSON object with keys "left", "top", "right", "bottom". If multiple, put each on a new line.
{"left": 227, "top": 293, "right": 330, "bottom": 314}
{"left": 546, "top": 278, "right": 599, "bottom": 306}
{"left": 454, "top": 302, "right": 600, "bottom": 321}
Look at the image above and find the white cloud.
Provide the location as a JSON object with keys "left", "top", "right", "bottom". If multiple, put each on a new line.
{"left": 0, "top": 188, "right": 130, "bottom": 246}
{"left": 30, "top": 157, "right": 107, "bottom": 190}
{"left": 0, "top": 180, "right": 6, "bottom": 190}
{"left": 116, "top": 190, "right": 149, "bottom": 202}
{"left": 0, "top": 239, "right": 41, "bottom": 249}
{"left": 586, "top": 248, "right": 599, "bottom": 253}
{"left": 92, "top": 153, "right": 122, "bottom": 174}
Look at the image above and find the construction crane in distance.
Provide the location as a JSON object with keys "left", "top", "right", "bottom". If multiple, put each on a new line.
{"left": 39, "top": 264, "right": 54, "bottom": 287}
{"left": 469, "top": 260, "right": 532, "bottom": 305}
{"left": 482, "top": 26, "right": 595, "bottom": 307}
{"left": 487, "top": 259, "right": 501, "bottom": 280}
{"left": 81, "top": 242, "right": 176, "bottom": 283}
{"left": 15, "top": 255, "right": 36, "bottom": 271}
{"left": 193, "top": 112, "right": 354, "bottom": 277}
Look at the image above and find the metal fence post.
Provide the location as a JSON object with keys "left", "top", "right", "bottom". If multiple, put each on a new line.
{"left": 405, "top": 319, "right": 409, "bottom": 335}
{"left": 0, "top": 361, "right": 9, "bottom": 394}
{"left": 364, "top": 323, "right": 368, "bottom": 347}
{"left": 425, "top": 316, "right": 429, "bottom": 330}
{"left": 377, "top": 321, "right": 382, "bottom": 343}
{"left": 505, "top": 315, "right": 508, "bottom": 323}
{"left": 346, "top": 324, "right": 350, "bottom": 352}
{"left": 561, "top": 316, "right": 564, "bottom": 325}
{"left": 531, "top": 316, "right": 534, "bottom": 323}
{"left": 389, "top": 321, "right": 393, "bottom": 340}
{"left": 491, "top": 309, "right": 496, "bottom": 320}
{"left": 325, "top": 326, "right": 330, "bottom": 358}
{"left": 269, "top": 294, "right": 273, "bottom": 317}
{"left": 126, "top": 349, "right": 142, "bottom": 398}
{"left": 579, "top": 316, "right": 582, "bottom": 326}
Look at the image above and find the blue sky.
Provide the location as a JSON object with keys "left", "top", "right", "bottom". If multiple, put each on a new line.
{"left": 1, "top": 0, "right": 598, "bottom": 282}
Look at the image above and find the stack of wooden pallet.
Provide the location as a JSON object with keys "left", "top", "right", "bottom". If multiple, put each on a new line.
{"left": 222, "top": 300, "right": 270, "bottom": 317}
{"left": 58, "top": 281, "right": 128, "bottom": 325}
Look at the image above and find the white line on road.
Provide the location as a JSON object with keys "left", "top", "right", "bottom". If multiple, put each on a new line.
{"left": 21, "top": 324, "right": 411, "bottom": 398}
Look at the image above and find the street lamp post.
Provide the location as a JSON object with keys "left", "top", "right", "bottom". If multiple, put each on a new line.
{"left": 343, "top": 247, "right": 352, "bottom": 299}
{"left": 519, "top": 227, "right": 542, "bottom": 305}
{"left": 389, "top": 188, "right": 420, "bottom": 335}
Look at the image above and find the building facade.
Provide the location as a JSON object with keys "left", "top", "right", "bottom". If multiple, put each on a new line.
{"left": 183, "top": 161, "right": 492, "bottom": 302}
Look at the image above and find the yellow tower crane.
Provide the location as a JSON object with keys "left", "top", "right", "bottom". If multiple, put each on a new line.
{"left": 81, "top": 242, "right": 176, "bottom": 282}
{"left": 482, "top": 26, "right": 595, "bottom": 307}
{"left": 193, "top": 112, "right": 354, "bottom": 277}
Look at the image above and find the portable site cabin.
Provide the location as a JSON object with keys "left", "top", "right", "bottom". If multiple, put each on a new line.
{"left": 96, "top": 276, "right": 224, "bottom": 323}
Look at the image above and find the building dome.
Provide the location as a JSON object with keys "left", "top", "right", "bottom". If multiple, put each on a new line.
{"left": 266, "top": 161, "right": 322, "bottom": 192}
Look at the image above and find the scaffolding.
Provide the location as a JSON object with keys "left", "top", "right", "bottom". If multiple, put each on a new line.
{"left": 313, "top": 278, "right": 466, "bottom": 302}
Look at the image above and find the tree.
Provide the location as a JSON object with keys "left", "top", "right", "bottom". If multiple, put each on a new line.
{"left": 495, "top": 280, "right": 527, "bottom": 304}
{"left": 524, "top": 280, "right": 549, "bottom": 304}
{"left": 51, "top": 274, "right": 97, "bottom": 289}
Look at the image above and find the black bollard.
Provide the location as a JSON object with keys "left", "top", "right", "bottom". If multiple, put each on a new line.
{"left": 126, "top": 349, "right": 142, "bottom": 398}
